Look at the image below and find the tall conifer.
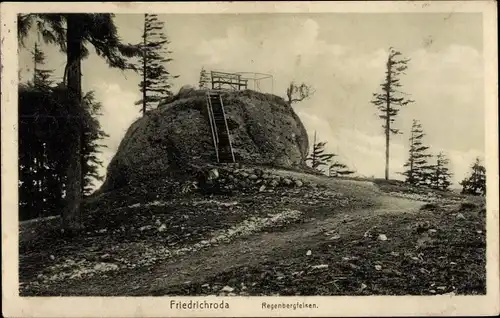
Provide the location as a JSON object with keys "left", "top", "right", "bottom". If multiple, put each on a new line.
{"left": 460, "top": 157, "right": 486, "bottom": 196}
{"left": 402, "top": 119, "right": 432, "bottom": 186}
{"left": 371, "top": 48, "right": 414, "bottom": 180}
{"left": 430, "top": 152, "right": 452, "bottom": 191}
{"left": 136, "top": 14, "right": 178, "bottom": 115}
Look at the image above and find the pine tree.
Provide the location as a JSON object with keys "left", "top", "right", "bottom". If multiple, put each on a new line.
{"left": 136, "top": 14, "right": 178, "bottom": 115}
{"left": 305, "top": 131, "right": 335, "bottom": 173}
{"left": 460, "top": 157, "right": 486, "bottom": 196}
{"left": 19, "top": 13, "right": 142, "bottom": 232}
{"left": 402, "top": 119, "right": 433, "bottom": 186}
{"left": 21, "top": 44, "right": 109, "bottom": 217}
{"left": 32, "top": 42, "right": 53, "bottom": 88}
{"left": 81, "top": 91, "right": 109, "bottom": 196}
{"left": 430, "top": 152, "right": 452, "bottom": 191}
{"left": 19, "top": 83, "right": 109, "bottom": 219}
{"left": 329, "top": 161, "right": 355, "bottom": 177}
{"left": 19, "top": 84, "right": 39, "bottom": 220}
{"left": 371, "top": 48, "right": 414, "bottom": 180}
{"left": 19, "top": 82, "right": 66, "bottom": 220}
{"left": 32, "top": 43, "right": 51, "bottom": 216}
{"left": 199, "top": 67, "right": 211, "bottom": 89}
{"left": 18, "top": 44, "right": 56, "bottom": 219}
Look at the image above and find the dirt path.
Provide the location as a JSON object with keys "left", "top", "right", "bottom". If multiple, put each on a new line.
{"left": 21, "top": 173, "right": 431, "bottom": 296}
{"left": 147, "top": 194, "right": 424, "bottom": 295}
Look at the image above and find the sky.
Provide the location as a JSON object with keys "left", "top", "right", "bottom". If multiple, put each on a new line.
{"left": 19, "top": 12, "right": 485, "bottom": 188}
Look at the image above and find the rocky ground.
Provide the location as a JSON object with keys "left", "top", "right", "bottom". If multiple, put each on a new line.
{"left": 19, "top": 167, "right": 486, "bottom": 296}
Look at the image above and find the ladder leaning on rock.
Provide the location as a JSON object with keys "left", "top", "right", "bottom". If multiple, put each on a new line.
{"left": 205, "top": 91, "right": 236, "bottom": 163}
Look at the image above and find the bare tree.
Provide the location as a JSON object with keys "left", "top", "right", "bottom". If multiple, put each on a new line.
{"left": 286, "top": 81, "right": 314, "bottom": 105}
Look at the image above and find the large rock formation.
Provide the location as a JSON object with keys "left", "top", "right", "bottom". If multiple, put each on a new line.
{"left": 100, "top": 89, "right": 309, "bottom": 192}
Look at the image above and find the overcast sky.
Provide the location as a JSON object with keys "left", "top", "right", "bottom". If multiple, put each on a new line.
{"left": 19, "top": 13, "right": 485, "bottom": 188}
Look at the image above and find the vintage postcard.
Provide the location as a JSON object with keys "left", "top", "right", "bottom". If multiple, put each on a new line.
{"left": 1, "top": 1, "right": 498, "bottom": 317}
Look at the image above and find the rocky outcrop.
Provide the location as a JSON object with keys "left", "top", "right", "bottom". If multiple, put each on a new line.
{"left": 100, "top": 89, "right": 310, "bottom": 192}
{"left": 186, "top": 165, "right": 321, "bottom": 196}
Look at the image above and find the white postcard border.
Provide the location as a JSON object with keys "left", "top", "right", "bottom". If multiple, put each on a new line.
{"left": 1, "top": 1, "right": 498, "bottom": 317}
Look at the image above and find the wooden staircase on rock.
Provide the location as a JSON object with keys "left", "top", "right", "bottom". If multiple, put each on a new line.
{"left": 206, "top": 91, "right": 236, "bottom": 163}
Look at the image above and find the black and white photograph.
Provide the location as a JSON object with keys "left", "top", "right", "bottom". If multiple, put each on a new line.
{"left": 1, "top": 1, "right": 498, "bottom": 317}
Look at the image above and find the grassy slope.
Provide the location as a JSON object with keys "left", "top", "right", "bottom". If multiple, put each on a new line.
{"left": 19, "top": 170, "right": 486, "bottom": 296}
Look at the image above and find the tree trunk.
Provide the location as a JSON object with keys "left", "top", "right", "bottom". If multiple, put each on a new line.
{"left": 81, "top": 127, "right": 86, "bottom": 196}
{"left": 33, "top": 42, "right": 37, "bottom": 85}
{"left": 409, "top": 130, "right": 414, "bottom": 184}
{"left": 384, "top": 59, "right": 391, "bottom": 180}
{"left": 142, "top": 14, "right": 147, "bottom": 116}
{"left": 385, "top": 118, "right": 389, "bottom": 180}
{"left": 312, "top": 131, "right": 317, "bottom": 169}
{"left": 62, "top": 15, "right": 84, "bottom": 233}
{"left": 435, "top": 162, "right": 441, "bottom": 190}
{"left": 385, "top": 102, "right": 391, "bottom": 180}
